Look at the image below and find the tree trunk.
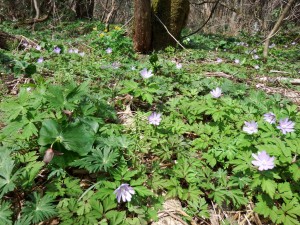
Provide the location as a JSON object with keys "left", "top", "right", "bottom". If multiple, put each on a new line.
{"left": 151, "top": 0, "right": 189, "bottom": 50}
{"left": 76, "top": 0, "right": 94, "bottom": 19}
{"left": 263, "top": 0, "right": 296, "bottom": 59}
{"left": 133, "top": 0, "right": 152, "bottom": 53}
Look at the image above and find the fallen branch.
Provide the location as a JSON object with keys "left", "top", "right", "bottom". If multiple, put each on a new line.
{"left": 17, "top": 14, "right": 50, "bottom": 25}
{"left": 269, "top": 70, "right": 290, "bottom": 74}
{"left": 258, "top": 76, "right": 300, "bottom": 85}
{"left": 204, "top": 72, "right": 300, "bottom": 105}
{"left": 205, "top": 72, "right": 300, "bottom": 85}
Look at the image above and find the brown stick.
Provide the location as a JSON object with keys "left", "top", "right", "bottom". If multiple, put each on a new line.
{"left": 104, "top": 0, "right": 116, "bottom": 32}
{"left": 33, "top": 0, "right": 40, "bottom": 19}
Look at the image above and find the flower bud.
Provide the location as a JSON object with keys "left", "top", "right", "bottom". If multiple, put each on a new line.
{"left": 43, "top": 148, "right": 54, "bottom": 164}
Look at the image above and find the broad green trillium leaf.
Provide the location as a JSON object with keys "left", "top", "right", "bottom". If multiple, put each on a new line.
{"left": 38, "top": 119, "right": 95, "bottom": 156}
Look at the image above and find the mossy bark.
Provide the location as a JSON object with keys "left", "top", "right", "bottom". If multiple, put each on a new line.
{"left": 151, "top": 0, "right": 189, "bottom": 50}
{"left": 0, "top": 31, "right": 18, "bottom": 50}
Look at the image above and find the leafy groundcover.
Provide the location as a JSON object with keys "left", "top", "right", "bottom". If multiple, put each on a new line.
{"left": 0, "top": 21, "right": 300, "bottom": 224}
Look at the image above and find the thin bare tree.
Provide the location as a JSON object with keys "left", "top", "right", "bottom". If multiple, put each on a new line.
{"left": 263, "top": 0, "right": 296, "bottom": 59}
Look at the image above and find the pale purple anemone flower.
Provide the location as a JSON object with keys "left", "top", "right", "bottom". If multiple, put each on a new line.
{"left": 106, "top": 47, "right": 112, "bottom": 54}
{"left": 254, "top": 65, "right": 260, "bottom": 70}
{"left": 263, "top": 112, "right": 276, "bottom": 124}
{"left": 269, "top": 43, "right": 275, "bottom": 48}
{"left": 148, "top": 112, "right": 162, "bottom": 125}
{"left": 53, "top": 46, "right": 61, "bottom": 54}
{"left": 79, "top": 52, "right": 85, "bottom": 57}
{"left": 176, "top": 63, "right": 182, "bottom": 69}
{"left": 73, "top": 48, "right": 79, "bottom": 54}
{"left": 210, "top": 87, "right": 222, "bottom": 98}
{"left": 277, "top": 118, "right": 295, "bottom": 134}
{"left": 252, "top": 151, "right": 275, "bottom": 171}
{"left": 114, "top": 184, "right": 135, "bottom": 203}
{"left": 112, "top": 61, "right": 121, "bottom": 69}
{"left": 216, "top": 58, "right": 223, "bottom": 63}
{"left": 35, "top": 45, "right": 41, "bottom": 51}
{"left": 253, "top": 54, "right": 259, "bottom": 59}
{"left": 140, "top": 68, "right": 153, "bottom": 79}
{"left": 68, "top": 49, "right": 74, "bottom": 53}
{"left": 243, "top": 121, "right": 258, "bottom": 134}
{"left": 37, "top": 57, "right": 44, "bottom": 63}
{"left": 291, "top": 42, "right": 296, "bottom": 45}
{"left": 234, "top": 59, "right": 240, "bottom": 64}
{"left": 22, "top": 42, "right": 28, "bottom": 47}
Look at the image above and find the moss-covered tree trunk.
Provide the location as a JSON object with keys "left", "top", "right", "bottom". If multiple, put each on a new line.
{"left": 133, "top": 0, "right": 152, "bottom": 53}
{"left": 151, "top": 0, "right": 189, "bottom": 50}
{"left": 0, "top": 31, "right": 17, "bottom": 50}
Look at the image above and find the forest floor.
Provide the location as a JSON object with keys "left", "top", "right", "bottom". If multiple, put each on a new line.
{"left": 0, "top": 20, "right": 300, "bottom": 225}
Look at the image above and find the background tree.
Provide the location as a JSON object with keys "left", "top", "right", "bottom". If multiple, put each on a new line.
{"left": 133, "top": 0, "right": 190, "bottom": 52}
{"left": 75, "top": 0, "right": 95, "bottom": 19}
{"left": 151, "top": 0, "right": 190, "bottom": 50}
{"left": 133, "top": 0, "right": 152, "bottom": 53}
{"left": 263, "top": 0, "right": 296, "bottom": 59}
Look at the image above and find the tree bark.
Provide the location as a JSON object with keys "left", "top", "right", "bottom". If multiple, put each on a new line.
{"left": 152, "top": 0, "right": 189, "bottom": 50}
{"left": 263, "top": 0, "right": 296, "bottom": 59}
{"left": 0, "top": 31, "right": 18, "bottom": 50}
{"left": 76, "top": 0, "right": 94, "bottom": 19}
{"left": 0, "top": 31, "right": 37, "bottom": 50}
{"left": 133, "top": 0, "right": 152, "bottom": 53}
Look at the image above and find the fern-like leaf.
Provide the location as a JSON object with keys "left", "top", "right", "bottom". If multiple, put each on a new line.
{"left": 22, "top": 192, "right": 57, "bottom": 223}
{"left": 70, "top": 147, "right": 119, "bottom": 172}
{"left": 0, "top": 201, "right": 13, "bottom": 225}
{"left": 0, "top": 153, "right": 20, "bottom": 198}
{"left": 13, "top": 215, "right": 32, "bottom": 225}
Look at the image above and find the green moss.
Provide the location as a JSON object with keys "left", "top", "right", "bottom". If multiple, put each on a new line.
{"left": 151, "top": 0, "right": 189, "bottom": 50}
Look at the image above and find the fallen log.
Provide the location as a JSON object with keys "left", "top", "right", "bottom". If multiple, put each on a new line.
{"left": 0, "top": 30, "right": 38, "bottom": 50}
{"left": 258, "top": 76, "right": 300, "bottom": 85}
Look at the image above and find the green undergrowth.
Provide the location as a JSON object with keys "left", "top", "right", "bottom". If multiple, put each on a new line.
{"left": 0, "top": 21, "right": 300, "bottom": 225}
